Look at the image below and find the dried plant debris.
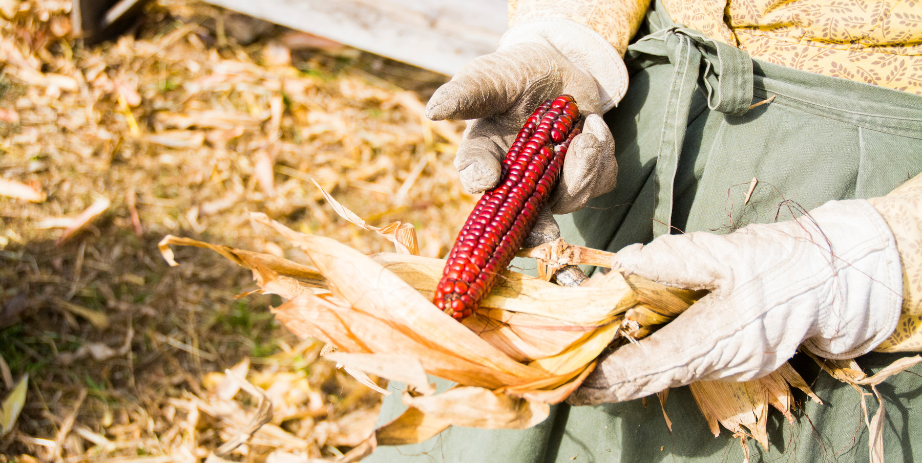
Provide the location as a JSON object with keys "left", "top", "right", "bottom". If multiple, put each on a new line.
{"left": 160, "top": 192, "right": 825, "bottom": 460}
{"left": 166, "top": 182, "right": 922, "bottom": 461}
{"left": 0, "top": 0, "right": 469, "bottom": 460}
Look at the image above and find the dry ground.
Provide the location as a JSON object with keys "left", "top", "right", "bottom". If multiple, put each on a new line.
{"left": 0, "top": 1, "right": 473, "bottom": 460}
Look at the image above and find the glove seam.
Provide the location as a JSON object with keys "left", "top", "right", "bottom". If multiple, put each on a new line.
{"left": 683, "top": 235, "right": 830, "bottom": 380}
{"left": 609, "top": 231, "right": 830, "bottom": 381}
{"left": 732, "top": 201, "right": 899, "bottom": 359}
{"left": 728, "top": 202, "right": 901, "bottom": 357}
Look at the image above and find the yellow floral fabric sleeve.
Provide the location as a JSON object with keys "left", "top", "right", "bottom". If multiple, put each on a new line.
{"left": 508, "top": 0, "right": 651, "bottom": 56}
{"left": 509, "top": 0, "right": 922, "bottom": 95}
{"left": 660, "top": 0, "right": 736, "bottom": 45}
{"left": 664, "top": 0, "right": 922, "bottom": 95}
{"left": 870, "top": 173, "right": 922, "bottom": 352}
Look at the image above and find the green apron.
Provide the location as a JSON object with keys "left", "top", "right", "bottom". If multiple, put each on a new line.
{"left": 365, "top": 3, "right": 922, "bottom": 461}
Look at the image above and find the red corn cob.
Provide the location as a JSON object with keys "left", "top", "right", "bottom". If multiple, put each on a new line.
{"left": 434, "top": 95, "right": 584, "bottom": 320}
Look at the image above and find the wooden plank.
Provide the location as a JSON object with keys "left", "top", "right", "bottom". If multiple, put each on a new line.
{"left": 201, "top": 0, "right": 509, "bottom": 75}
{"left": 72, "top": 0, "right": 151, "bottom": 45}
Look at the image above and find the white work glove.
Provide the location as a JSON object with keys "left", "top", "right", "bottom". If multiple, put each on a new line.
{"left": 426, "top": 19, "right": 626, "bottom": 215}
{"left": 568, "top": 200, "right": 903, "bottom": 405}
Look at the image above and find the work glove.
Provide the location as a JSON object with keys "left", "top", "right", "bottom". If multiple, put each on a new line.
{"left": 426, "top": 19, "right": 627, "bottom": 215}
{"left": 568, "top": 199, "right": 904, "bottom": 405}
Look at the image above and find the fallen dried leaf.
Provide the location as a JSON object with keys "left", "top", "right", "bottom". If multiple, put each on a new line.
{"left": 0, "top": 178, "right": 45, "bottom": 202}
{"left": 57, "top": 326, "right": 133, "bottom": 364}
{"left": 35, "top": 196, "right": 110, "bottom": 245}
{"left": 214, "top": 368, "right": 273, "bottom": 457}
{"left": 215, "top": 358, "right": 251, "bottom": 401}
{"left": 0, "top": 0, "right": 17, "bottom": 21}
{"left": 144, "top": 131, "right": 206, "bottom": 148}
{"left": 313, "top": 180, "right": 417, "bottom": 255}
{"left": 0, "top": 374, "right": 28, "bottom": 437}
{"left": 0, "top": 108, "right": 19, "bottom": 123}
{"left": 52, "top": 297, "right": 110, "bottom": 329}
{"left": 114, "top": 78, "right": 141, "bottom": 107}
{"left": 255, "top": 150, "right": 276, "bottom": 197}
{"left": 262, "top": 41, "right": 292, "bottom": 67}
{"left": 156, "top": 110, "right": 262, "bottom": 130}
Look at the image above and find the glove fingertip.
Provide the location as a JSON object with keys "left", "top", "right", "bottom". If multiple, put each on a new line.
{"left": 583, "top": 113, "right": 614, "bottom": 139}
{"left": 426, "top": 85, "right": 461, "bottom": 121}
{"left": 458, "top": 163, "right": 501, "bottom": 194}
{"left": 612, "top": 243, "right": 646, "bottom": 272}
{"left": 565, "top": 387, "right": 601, "bottom": 406}
{"left": 569, "top": 130, "right": 600, "bottom": 155}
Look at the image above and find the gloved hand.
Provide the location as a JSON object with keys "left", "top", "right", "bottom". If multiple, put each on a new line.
{"left": 568, "top": 200, "right": 904, "bottom": 405}
{"left": 427, "top": 19, "right": 626, "bottom": 215}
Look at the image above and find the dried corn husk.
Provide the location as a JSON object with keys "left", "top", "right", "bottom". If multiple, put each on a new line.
{"left": 804, "top": 351, "right": 922, "bottom": 463}
{"left": 158, "top": 194, "right": 839, "bottom": 457}
{"left": 159, "top": 212, "right": 642, "bottom": 452}
{"left": 688, "top": 363, "right": 819, "bottom": 450}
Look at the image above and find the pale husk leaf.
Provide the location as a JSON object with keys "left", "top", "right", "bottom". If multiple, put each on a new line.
{"left": 325, "top": 352, "right": 435, "bottom": 395}
{"left": 313, "top": 179, "right": 419, "bottom": 255}
{"left": 462, "top": 310, "right": 594, "bottom": 362}
{"left": 497, "top": 321, "right": 621, "bottom": 396}
{"left": 251, "top": 213, "right": 548, "bottom": 382}
{"left": 374, "top": 407, "right": 452, "bottom": 446}
{"left": 527, "top": 320, "right": 621, "bottom": 377}
{"left": 808, "top": 353, "right": 922, "bottom": 387}
{"left": 375, "top": 387, "right": 551, "bottom": 446}
{"left": 273, "top": 295, "right": 529, "bottom": 389}
{"left": 805, "top": 351, "right": 921, "bottom": 463}
{"left": 159, "top": 228, "right": 823, "bottom": 448}
{"left": 270, "top": 294, "right": 371, "bottom": 352}
{"left": 372, "top": 252, "right": 636, "bottom": 325}
{"left": 623, "top": 274, "right": 707, "bottom": 321}
{"left": 508, "top": 362, "right": 597, "bottom": 405}
{"left": 159, "top": 234, "right": 628, "bottom": 365}
{"left": 343, "top": 367, "right": 392, "bottom": 396}
{"left": 867, "top": 386, "right": 885, "bottom": 463}
{"left": 757, "top": 369, "right": 796, "bottom": 424}
{"left": 160, "top": 233, "right": 634, "bottom": 328}
{"left": 777, "top": 361, "right": 822, "bottom": 404}
{"left": 855, "top": 356, "right": 922, "bottom": 385}
{"left": 656, "top": 390, "right": 672, "bottom": 432}
{"left": 159, "top": 235, "right": 326, "bottom": 299}
{"left": 159, "top": 196, "right": 841, "bottom": 449}
{"left": 404, "top": 387, "right": 550, "bottom": 429}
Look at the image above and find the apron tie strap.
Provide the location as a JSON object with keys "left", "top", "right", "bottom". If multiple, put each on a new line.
{"left": 633, "top": 27, "right": 754, "bottom": 237}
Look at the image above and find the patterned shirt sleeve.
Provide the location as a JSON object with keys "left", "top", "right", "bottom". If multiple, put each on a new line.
{"left": 869, "top": 173, "right": 922, "bottom": 352}
{"left": 664, "top": 0, "right": 922, "bottom": 95}
{"left": 508, "top": 0, "right": 652, "bottom": 56}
